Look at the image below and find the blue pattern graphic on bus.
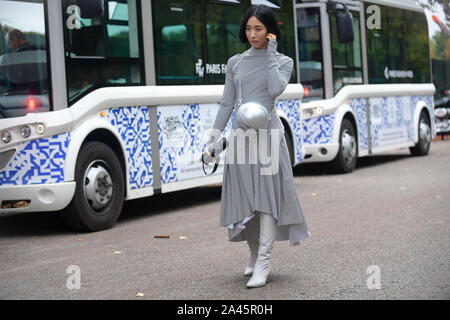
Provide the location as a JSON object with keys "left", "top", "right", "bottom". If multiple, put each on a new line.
{"left": 0, "top": 133, "right": 70, "bottom": 186}
{"left": 349, "top": 98, "right": 369, "bottom": 152}
{"left": 158, "top": 104, "right": 203, "bottom": 184}
{"left": 303, "top": 114, "right": 335, "bottom": 145}
{"left": 348, "top": 95, "right": 434, "bottom": 151}
{"left": 108, "top": 107, "right": 153, "bottom": 190}
{"left": 276, "top": 99, "right": 303, "bottom": 163}
{"left": 157, "top": 100, "right": 302, "bottom": 184}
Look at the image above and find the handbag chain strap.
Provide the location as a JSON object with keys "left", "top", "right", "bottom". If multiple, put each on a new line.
{"left": 238, "top": 50, "right": 248, "bottom": 108}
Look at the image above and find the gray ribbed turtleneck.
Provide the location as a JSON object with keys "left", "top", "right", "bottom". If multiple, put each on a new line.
{"left": 211, "top": 40, "right": 294, "bottom": 136}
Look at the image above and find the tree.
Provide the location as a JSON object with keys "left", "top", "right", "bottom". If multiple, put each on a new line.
{"left": 416, "top": 0, "right": 450, "bottom": 25}
{"left": 431, "top": 30, "right": 450, "bottom": 59}
{"left": 415, "top": 0, "right": 449, "bottom": 59}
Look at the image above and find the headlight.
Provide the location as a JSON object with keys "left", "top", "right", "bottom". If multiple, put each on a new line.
{"left": 36, "top": 123, "right": 46, "bottom": 135}
{"left": 1, "top": 131, "right": 11, "bottom": 144}
{"left": 435, "top": 108, "right": 447, "bottom": 118}
{"left": 304, "top": 107, "right": 325, "bottom": 117}
{"left": 20, "top": 126, "right": 31, "bottom": 139}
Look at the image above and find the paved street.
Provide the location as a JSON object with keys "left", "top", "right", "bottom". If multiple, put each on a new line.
{"left": 0, "top": 139, "right": 449, "bottom": 300}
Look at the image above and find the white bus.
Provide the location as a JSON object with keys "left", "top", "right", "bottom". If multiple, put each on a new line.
{"left": 0, "top": 0, "right": 435, "bottom": 231}
{"left": 296, "top": 0, "right": 435, "bottom": 172}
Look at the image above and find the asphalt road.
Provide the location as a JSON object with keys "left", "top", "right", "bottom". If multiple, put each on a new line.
{"left": 0, "top": 139, "right": 449, "bottom": 300}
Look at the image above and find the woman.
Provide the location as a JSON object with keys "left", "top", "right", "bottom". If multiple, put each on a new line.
{"left": 205, "top": 4, "right": 310, "bottom": 288}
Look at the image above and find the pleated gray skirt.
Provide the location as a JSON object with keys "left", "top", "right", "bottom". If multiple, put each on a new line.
{"left": 219, "top": 115, "right": 311, "bottom": 246}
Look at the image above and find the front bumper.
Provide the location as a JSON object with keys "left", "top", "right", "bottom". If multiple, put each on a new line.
{"left": 302, "top": 143, "right": 340, "bottom": 163}
{"left": 435, "top": 118, "right": 450, "bottom": 134}
{"left": 0, "top": 182, "right": 75, "bottom": 214}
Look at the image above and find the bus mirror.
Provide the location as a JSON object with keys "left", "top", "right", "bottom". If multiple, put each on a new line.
{"left": 76, "top": 0, "right": 104, "bottom": 19}
{"left": 336, "top": 8, "right": 354, "bottom": 43}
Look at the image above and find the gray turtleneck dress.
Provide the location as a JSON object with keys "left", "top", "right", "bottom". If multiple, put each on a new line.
{"left": 211, "top": 40, "right": 310, "bottom": 246}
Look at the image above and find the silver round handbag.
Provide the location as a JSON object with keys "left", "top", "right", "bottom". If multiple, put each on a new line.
{"left": 235, "top": 102, "right": 269, "bottom": 130}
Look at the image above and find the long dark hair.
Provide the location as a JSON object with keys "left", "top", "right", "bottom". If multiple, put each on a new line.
{"left": 239, "top": 5, "right": 281, "bottom": 44}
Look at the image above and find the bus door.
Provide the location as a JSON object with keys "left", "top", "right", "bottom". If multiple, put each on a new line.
{"left": 327, "top": 3, "right": 368, "bottom": 155}
{"left": 295, "top": 2, "right": 334, "bottom": 153}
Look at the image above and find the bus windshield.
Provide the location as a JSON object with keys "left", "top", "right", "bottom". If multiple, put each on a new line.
{"left": 0, "top": 0, "right": 50, "bottom": 118}
{"left": 297, "top": 7, "right": 325, "bottom": 102}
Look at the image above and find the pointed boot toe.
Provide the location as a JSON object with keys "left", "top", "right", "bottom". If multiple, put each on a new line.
{"left": 246, "top": 274, "right": 268, "bottom": 288}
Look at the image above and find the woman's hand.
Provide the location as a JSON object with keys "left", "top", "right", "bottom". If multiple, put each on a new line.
{"left": 266, "top": 33, "right": 277, "bottom": 41}
{"left": 201, "top": 146, "right": 212, "bottom": 166}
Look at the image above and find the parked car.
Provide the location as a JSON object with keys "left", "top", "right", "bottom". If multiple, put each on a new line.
{"left": 432, "top": 59, "right": 450, "bottom": 138}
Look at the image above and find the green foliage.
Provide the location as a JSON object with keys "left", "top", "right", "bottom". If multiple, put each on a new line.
{"left": 415, "top": 0, "right": 449, "bottom": 59}
{"left": 431, "top": 30, "right": 450, "bottom": 59}
{"left": 416, "top": 0, "right": 449, "bottom": 23}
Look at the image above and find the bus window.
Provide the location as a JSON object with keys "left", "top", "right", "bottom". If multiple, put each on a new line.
{"left": 329, "top": 11, "right": 363, "bottom": 94}
{"left": 153, "top": 0, "right": 295, "bottom": 85}
{"left": 404, "top": 10, "right": 431, "bottom": 83}
{"left": 297, "top": 7, "right": 324, "bottom": 101}
{"left": 63, "top": 0, "right": 144, "bottom": 104}
{"left": 0, "top": 0, "right": 50, "bottom": 118}
{"left": 152, "top": 0, "right": 204, "bottom": 85}
{"left": 205, "top": 0, "right": 246, "bottom": 84}
{"left": 365, "top": 4, "right": 431, "bottom": 85}
{"left": 271, "top": 0, "right": 296, "bottom": 83}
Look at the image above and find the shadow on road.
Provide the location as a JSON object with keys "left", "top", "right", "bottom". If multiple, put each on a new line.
{"left": 119, "top": 185, "right": 222, "bottom": 223}
{"left": 293, "top": 153, "right": 411, "bottom": 176}
{"left": 0, "top": 186, "right": 222, "bottom": 237}
{"left": 0, "top": 211, "right": 65, "bottom": 237}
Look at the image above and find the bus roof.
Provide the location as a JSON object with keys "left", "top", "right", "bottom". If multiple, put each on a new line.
{"left": 361, "top": 0, "right": 423, "bottom": 11}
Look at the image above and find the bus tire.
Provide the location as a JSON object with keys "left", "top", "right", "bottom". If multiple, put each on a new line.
{"left": 331, "top": 118, "right": 357, "bottom": 173}
{"left": 61, "top": 141, "right": 125, "bottom": 232}
{"left": 410, "top": 110, "right": 431, "bottom": 156}
{"left": 284, "top": 129, "right": 295, "bottom": 167}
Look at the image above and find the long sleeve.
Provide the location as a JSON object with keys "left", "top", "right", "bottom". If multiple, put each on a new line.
{"left": 210, "top": 56, "right": 238, "bottom": 140}
{"left": 266, "top": 40, "right": 294, "bottom": 98}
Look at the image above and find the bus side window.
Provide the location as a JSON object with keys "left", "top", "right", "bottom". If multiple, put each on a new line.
{"left": 153, "top": 0, "right": 204, "bottom": 85}
{"left": 63, "top": 0, "right": 144, "bottom": 104}
{"left": 205, "top": 1, "right": 247, "bottom": 84}
{"left": 365, "top": 4, "right": 431, "bottom": 85}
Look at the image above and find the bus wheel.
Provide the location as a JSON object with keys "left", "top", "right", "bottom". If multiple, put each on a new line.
{"left": 410, "top": 111, "right": 431, "bottom": 156}
{"left": 61, "top": 142, "right": 125, "bottom": 232}
{"left": 331, "top": 118, "right": 357, "bottom": 173}
{"left": 284, "top": 129, "right": 295, "bottom": 167}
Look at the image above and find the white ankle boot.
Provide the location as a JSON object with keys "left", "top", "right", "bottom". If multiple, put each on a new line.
{"left": 247, "top": 213, "right": 278, "bottom": 288}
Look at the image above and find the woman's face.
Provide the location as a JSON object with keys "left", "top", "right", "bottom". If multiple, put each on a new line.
{"left": 245, "top": 16, "right": 269, "bottom": 50}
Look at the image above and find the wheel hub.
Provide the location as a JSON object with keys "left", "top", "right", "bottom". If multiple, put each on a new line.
{"left": 419, "top": 120, "right": 431, "bottom": 146}
{"left": 84, "top": 162, "right": 113, "bottom": 213}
